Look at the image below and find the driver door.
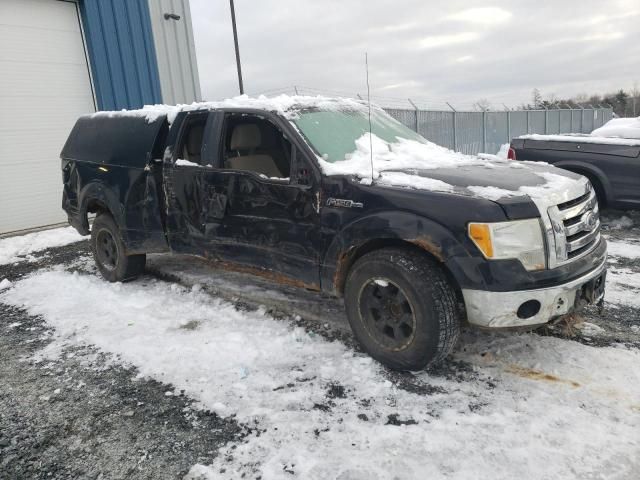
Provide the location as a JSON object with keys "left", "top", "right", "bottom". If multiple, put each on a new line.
{"left": 207, "top": 112, "right": 323, "bottom": 287}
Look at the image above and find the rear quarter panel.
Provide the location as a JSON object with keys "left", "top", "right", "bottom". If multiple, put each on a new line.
{"left": 60, "top": 115, "right": 170, "bottom": 253}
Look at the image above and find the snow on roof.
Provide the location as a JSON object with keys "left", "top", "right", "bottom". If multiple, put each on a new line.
{"left": 88, "top": 94, "right": 371, "bottom": 125}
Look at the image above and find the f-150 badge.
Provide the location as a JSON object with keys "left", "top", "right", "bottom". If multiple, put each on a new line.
{"left": 326, "top": 198, "right": 364, "bottom": 209}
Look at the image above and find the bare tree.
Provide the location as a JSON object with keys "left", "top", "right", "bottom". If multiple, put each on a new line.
{"left": 473, "top": 98, "right": 491, "bottom": 111}
{"left": 631, "top": 81, "right": 639, "bottom": 117}
{"left": 531, "top": 88, "right": 542, "bottom": 108}
{"left": 574, "top": 93, "right": 588, "bottom": 105}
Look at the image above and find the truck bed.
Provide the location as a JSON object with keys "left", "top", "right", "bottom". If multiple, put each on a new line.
{"left": 510, "top": 135, "right": 640, "bottom": 209}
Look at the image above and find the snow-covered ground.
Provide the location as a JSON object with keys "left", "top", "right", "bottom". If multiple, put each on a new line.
{"left": 1, "top": 216, "right": 640, "bottom": 479}
{"left": 0, "top": 226, "right": 83, "bottom": 266}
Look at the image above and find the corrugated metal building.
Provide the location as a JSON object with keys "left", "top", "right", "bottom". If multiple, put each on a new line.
{"left": 0, "top": 0, "right": 201, "bottom": 234}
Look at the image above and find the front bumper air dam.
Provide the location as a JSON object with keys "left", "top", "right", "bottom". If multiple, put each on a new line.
{"left": 462, "top": 258, "right": 607, "bottom": 328}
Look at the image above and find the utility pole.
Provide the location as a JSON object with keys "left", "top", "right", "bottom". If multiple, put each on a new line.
{"left": 445, "top": 103, "right": 457, "bottom": 151}
{"left": 229, "top": 0, "right": 244, "bottom": 94}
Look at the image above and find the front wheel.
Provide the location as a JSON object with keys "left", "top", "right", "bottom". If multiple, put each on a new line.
{"left": 91, "top": 213, "right": 146, "bottom": 282}
{"left": 344, "top": 248, "right": 461, "bottom": 371}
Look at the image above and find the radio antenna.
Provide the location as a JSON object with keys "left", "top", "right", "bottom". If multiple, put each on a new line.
{"left": 365, "top": 53, "right": 374, "bottom": 184}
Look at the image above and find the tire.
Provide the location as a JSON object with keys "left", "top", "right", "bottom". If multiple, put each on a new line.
{"left": 91, "top": 213, "right": 146, "bottom": 282}
{"left": 344, "top": 247, "right": 460, "bottom": 371}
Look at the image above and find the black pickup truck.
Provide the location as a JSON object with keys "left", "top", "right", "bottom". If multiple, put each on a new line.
{"left": 510, "top": 134, "right": 640, "bottom": 209}
{"left": 61, "top": 97, "right": 607, "bottom": 370}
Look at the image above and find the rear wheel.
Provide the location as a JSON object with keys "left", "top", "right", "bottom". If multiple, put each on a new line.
{"left": 91, "top": 213, "right": 146, "bottom": 282}
{"left": 344, "top": 248, "right": 461, "bottom": 371}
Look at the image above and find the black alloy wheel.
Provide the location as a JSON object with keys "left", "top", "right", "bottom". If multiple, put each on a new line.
{"left": 358, "top": 279, "right": 416, "bottom": 352}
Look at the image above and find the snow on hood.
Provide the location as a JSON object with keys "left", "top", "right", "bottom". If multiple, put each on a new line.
{"left": 320, "top": 133, "right": 582, "bottom": 204}
{"left": 88, "top": 94, "right": 368, "bottom": 125}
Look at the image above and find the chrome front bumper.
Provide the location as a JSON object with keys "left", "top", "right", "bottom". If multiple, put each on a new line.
{"left": 462, "top": 258, "right": 607, "bottom": 328}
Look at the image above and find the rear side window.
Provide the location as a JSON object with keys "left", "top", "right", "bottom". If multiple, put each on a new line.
{"left": 175, "top": 114, "right": 208, "bottom": 166}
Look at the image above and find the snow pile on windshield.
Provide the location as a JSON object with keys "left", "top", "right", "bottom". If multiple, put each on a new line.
{"left": 321, "top": 133, "right": 582, "bottom": 201}
{"left": 319, "top": 133, "right": 486, "bottom": 177}
{"left": 0, "top": 227, "right": 84, "bottom": 265}
{"left": 591, "top": 116, "right": 640, "bottom": 139}
{"left": 89, "top": 94, "right": 368, "bottom": 125}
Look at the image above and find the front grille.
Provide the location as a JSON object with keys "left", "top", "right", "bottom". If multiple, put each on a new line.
{"left": 547, "top": 185, "right": 600, "bottom": 266}
{"left": 557, "top": 191, "right": 590, "bottom": 210}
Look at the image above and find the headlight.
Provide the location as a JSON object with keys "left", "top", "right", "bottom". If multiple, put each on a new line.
{"left": 468, "top": 218, "right": 546, "bottom": 271}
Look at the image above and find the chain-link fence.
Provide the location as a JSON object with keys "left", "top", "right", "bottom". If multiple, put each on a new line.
{"left": 384, "top": 107, "right": 614, "bottom": 155}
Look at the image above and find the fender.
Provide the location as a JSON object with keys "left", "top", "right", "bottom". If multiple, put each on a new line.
{"left": 320, "top": 210, "right": 483, "bottom": 296}
{"left": 552, "top": 160, "right": 611, "bottom": 205}
{"left": 78, "top": 176, "right": 169, "bottom": 255}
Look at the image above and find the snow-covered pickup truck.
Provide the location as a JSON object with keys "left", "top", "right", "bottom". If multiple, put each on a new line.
{"left": 60, "top": 96, "right": 607, "bottom": 370}
{"left": 510, "top": 116, "right": 640, "bottom": 209}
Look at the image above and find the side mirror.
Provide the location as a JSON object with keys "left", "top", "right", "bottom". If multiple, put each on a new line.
{"left": 298, "top": 167, "right": 311, "bottom": 185}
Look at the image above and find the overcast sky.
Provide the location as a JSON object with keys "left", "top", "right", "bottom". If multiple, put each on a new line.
{"left": 189, "top": 0, "right": 640, "bottom": 109}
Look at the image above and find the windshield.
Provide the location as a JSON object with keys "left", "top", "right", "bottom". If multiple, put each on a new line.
{"left": 293, "top": 108, "right": 427, "bottom": 163}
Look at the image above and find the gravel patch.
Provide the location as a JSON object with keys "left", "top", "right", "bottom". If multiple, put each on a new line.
{"left": 0, "top": 244, "right": 247, "bottom": 480}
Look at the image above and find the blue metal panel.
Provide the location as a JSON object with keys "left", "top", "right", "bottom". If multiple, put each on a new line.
{"left": 80, "top": 0, "right": 162, "bottom": 110}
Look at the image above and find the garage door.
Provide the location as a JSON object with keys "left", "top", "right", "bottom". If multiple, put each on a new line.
{"left": 0, "top": 0, "right": 95, "bottom": 234}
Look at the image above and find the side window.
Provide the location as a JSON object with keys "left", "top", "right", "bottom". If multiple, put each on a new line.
{"left": 175, "top": 115, "right": 208, "bottom": 166}
{"left": 222, "top": 114, "right": 291, "bottom": 180}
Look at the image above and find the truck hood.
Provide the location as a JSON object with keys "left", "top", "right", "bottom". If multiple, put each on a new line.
{"left": 321, "top": 133, "right": 590, "bottom": 214}
{"left": 372, "top": 160, "right": 588, "bottom": 207}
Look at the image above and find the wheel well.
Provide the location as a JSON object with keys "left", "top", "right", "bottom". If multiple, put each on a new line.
{"left": 85, "top": 199, "right": 111, "bottom": 231}
{"left": 86, "top": 198, "right": 109, "bottom": 215}
{"left": 334, "top": 238, "right": 463, "bottom": 304}
{"left": 562, "top": 168, "right": 607, "bottom": 207}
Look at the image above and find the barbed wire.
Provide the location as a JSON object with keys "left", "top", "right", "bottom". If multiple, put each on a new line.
{"left": 242, "top": 85, "right": 615, "bottom": 112}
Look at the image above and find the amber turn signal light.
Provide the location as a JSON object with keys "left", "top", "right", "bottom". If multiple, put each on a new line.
{"left": 468, "top": 223, "right": 493, "bottom": 258}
